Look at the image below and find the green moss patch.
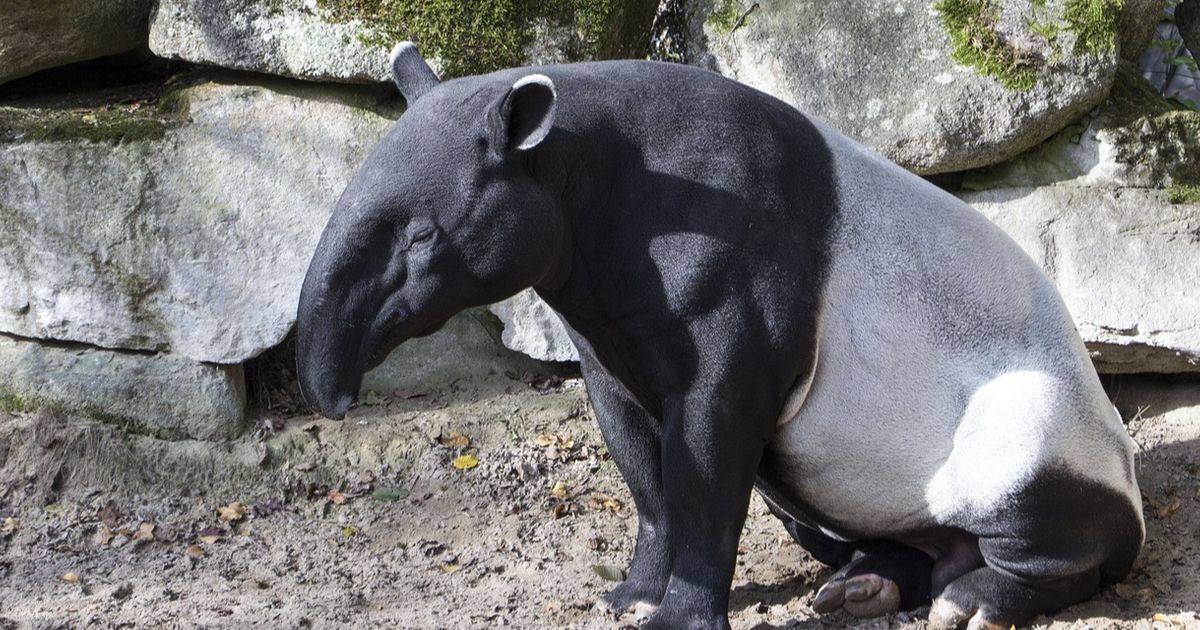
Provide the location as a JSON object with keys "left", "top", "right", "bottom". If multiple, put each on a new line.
{"left": 1167, "top": 182, "right": 1200, "bottom": 204}
{"left": 935, "top": 0, "right": 1040, "bottom": 91}
{"left": 935, "top": 0, "right": 1124, "bottom": 92}
{"left": 314, "top": 0, "right": 657, "bottom": 78}
{"left": 706, "top": 0, "right": 744, "bottom": 37}
{"left": 0, "top": 82, "right": 192, "bottom": 145}
{"left": 1064, "top": 0, "right": 1124, "bottom": 54}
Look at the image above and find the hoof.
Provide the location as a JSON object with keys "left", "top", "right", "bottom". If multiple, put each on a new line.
{"left": 812, "top": 573, "right": 901, "bottom": 618}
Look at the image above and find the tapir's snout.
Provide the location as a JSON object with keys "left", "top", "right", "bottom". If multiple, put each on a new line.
{"left": 295, "top": 283, "right": 367, "bottom": 420}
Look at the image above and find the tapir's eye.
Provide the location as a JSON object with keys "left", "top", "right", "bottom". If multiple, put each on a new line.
{"left": 409, "top": 227, "right": 436, "bottom": 247}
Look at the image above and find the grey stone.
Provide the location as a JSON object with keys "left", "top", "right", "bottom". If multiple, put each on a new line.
{"left": 683, "top": 0, "right": 1142, "bottom": 174}
{"left": 0, "top": 77, "right": 398, "bottom": 364}
{"left": 149, "top": 0, "right": 394, "bottom": 84}
{"left": 1120, "top": 0, "right": 1165, "bottom": 61}
{"left": 1179, "top": 0, "right": 1200, "bottom": 61}
{"left": 490, "top": 290, "right": 578, "bottom": 363}
{"left": 961, "top": 187, "right": 1200, "bottom": 373}
{"left": 0, "top": 0, "right": 152, "bottom": 85}
{"left": 0, "top": 333, "right": 245, "bottom": 440}
{"left": 362, "top": 308, "right": 555, "bottom": 395}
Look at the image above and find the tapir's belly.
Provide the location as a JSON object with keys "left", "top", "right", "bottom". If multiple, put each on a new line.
{"left": 763, "top": 141, "right": 1136, "bottom": 540}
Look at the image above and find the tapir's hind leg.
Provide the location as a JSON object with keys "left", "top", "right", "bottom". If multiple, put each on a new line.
{"left": 761, "top": 498, "right": 939, "bottom": 618}
{"left": 931, "top": 469, "right": 1143, "bottom": 629}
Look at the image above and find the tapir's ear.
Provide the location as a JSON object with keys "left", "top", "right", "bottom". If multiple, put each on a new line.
{"left": 390, "top": 42, "right": 439, "bottom": 103}
{"left": 491, "top": 74, "right": 557, "bottom": 153}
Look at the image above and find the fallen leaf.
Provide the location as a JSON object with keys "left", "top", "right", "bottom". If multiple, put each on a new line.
{"left": 185, "top": 544, "right": 205, "bottom": 558}
{"left": 452, "top": 454, "right": 479, "bottom": 471}
{"left": 550, "top": 481, "right": 569, "bottom": 499}
{"left": 342, "top": 526, "right": 357, "bottom": 537}
{"left": 587, "top": 536, "right": 608, "bottom": 551}
{"left": 61, "top": 572, "right": 81, "bottom": 583}
{"left": 81, "top": 114, "right": 98, "bottom": 124}
{"left": 533, "top": 433, "right": 555, "bottom": 447}
{"left": 328, "top": 490, "right": 348, "bottom": 505}
{"left": 588, "top": 493, "right": 624, "bottom": 513}
{"left": 551, "top": 503, "right": 571, "bottom": 520}
{"left": 592, "top": 565, "right": 625, "bottom": 582}
{"left": 133, "top": 522, "right": 156, "bottom": 542}
{"left": 254, "top": 579, "right": 270, "bottom": 590}
{"left": 1154, "top": 498, "right": 1182, "bottom": 519}
{"left": 44, "top": 503, "right": 64, "bottom": 517}
{"left": 217, "top": 502, "right": 247, "bottom": 522}
{"left": 437, "top": 431, "right": 471, "bottom": 449}
{"left": 94, "top": 525, "right": 114, "bottom": 546}
{"left": 97, "top": 504, "right": 121, "bottom": 529}
{"left": 361, "top": 389, "right": 383, "bottom": 406}
{"left": 198, "top": 526, "right": 224, "bottom": 545}
{"left": 0, "top": 517, "right": 16, "bottom": 537}
{"left": 438, "top": 563, "right": 462, "bottom": 574}
{"left": 372, "top": 487, "right": 409, "bottom": 502}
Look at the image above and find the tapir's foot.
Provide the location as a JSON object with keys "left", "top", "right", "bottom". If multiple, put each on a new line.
{"left": 596, "top": 578, "right": 663, "bottom": 622}
{"left": 811, "top": 542, "right": 934, "bottom": 619}
{"left": 927, "top": 566, "right": 1101, "bottom": 630}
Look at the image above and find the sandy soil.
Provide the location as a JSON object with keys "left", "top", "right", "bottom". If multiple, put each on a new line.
{"left": 0, "top": 372, "right": 1197, "bottom": 630}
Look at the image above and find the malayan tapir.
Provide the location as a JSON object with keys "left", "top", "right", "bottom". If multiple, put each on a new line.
{"left": 295, "top": 42, "right": 1144, "bottom": 630}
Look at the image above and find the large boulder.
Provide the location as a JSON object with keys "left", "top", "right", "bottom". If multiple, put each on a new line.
{"left": 965, "top": 188, "right": 1199, "bottom": 373}
{"left": 957, "top": 67, "right": 1200, "bottom": 372}
{"left": 149, "top": 0, "right": 660, "bottom": 82}
{"left": 0, "top": 0, "right": 152, "bottom": 85}
{"left": 681, "top": 0, "right": 1156, "bottom": 174}
{"left": 1179, "top": 0, "right": 1200, "bottom": 61}
{"left": 0, "top": 75, "right": 399, "bottom": 364}
{"left": 0, "top": 333, "right": 245, "bottom": 441}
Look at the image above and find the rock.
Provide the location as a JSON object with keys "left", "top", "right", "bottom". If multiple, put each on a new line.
{"left": 0, "top": 0, "right": 152, "bottom": 85}
{"left": 961, "top": 187, "right": 1200, "bottom": 373}
{"left": 362, "top": 308, "right": 557, "bottom": 395}
{"left": 149, "top": 0, "right": 391, "bottom": 83}
{"left": 1120, "top": 0, "right": 1166, "bottom": 61}
{"left": 960, "top": 65, "right": 1200, "bottom": 199}
{"left": 683, "top": 0, "right": 1134, "bottom": 174}
{"left": 0, "top": 333, "right": 245, "bottom": 440}
{"left": 0, "top": 75, "right": 399, "bottom": 364}
{"left": 1179, "top": 0, "right": 1200, "bottom": 61}
{"left": 490, "top": 290, "right": 578, "bottom": 363}
{"left": 149, "top": 0, "right": 660, "bottom": 82}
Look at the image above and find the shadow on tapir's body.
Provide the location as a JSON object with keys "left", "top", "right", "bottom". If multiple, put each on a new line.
{"left": 295, "top": 43, "right": 1144, "bottom": 630}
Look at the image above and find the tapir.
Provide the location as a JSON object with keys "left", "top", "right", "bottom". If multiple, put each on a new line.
{"left": 295, "top": 42, "right": 1144, "bottom": 630}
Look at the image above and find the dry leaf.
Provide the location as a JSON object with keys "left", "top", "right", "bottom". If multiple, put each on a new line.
{"left": 550, "top": 481, "right": 569, "bottom": 499}
{"left": 0, "top": 517, "right": 16, "bottom": 537}
{"left": 1155, "top": 498, "right": 1182, "bottom": 520}
{"left": 328, "top": 490, "right": 348, "bottom": 505}
{"left": 186, "top": 544, "right": 205, "bottom": 558}
{"left": 592, "top": 565, "right": 625, "bottom": 582}
{"left": 533, "top": 433, "right": 555, "bottom": 447}
{"left": 551, "top": 503, "right": 571, "bottom": 520}
{"left": 98, "top": 504, "right": 121, "bottom": 529}
{"left": 452, "top": 454, "right": 479, "bottom": 470}
{"left": 94, "top": 525, "right": 114, "bottom": 546}
{"left": 217, "top": 502, "right": 247, "bottom": 522}
{"left": 437, "top": 431, "right": 471, "bottom": 449}
{"left": 587, "top": 536, "right": 608, "bottom": 551}
{"left": 198, "top": 526, "right": 224, "bottom": 545}
{"left": 61, "top": 572, "right": 81, "bottom": 583}
{"left": 342, "top": 526, "right": 357, "bottom": 537}
{"left": 438, "top": 563, "right": 462, "bottom": 574}
{"left": 133, "top": 523, "right": 156, "bottom": 542}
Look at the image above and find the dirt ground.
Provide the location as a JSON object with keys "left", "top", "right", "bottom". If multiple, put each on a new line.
{"left": 0, "top": 370, "right": 1197, "bottom": 630}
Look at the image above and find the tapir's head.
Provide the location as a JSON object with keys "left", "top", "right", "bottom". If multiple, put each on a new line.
{"left": 296, "top": 42, "right": 564, "bottom": 419}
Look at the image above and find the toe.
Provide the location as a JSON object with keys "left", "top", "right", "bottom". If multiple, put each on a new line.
{"left": 844, "top": 574, "right": 883, "bottom": 601}
{"left": 812, "top": 579, "right": 847, "bottom": 614}
{"left": 844, "top": 577, "right": 900, "bottom": 618}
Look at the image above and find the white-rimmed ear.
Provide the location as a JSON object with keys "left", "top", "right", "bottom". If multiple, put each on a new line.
{"left": 390, "top": 41, "right": 439, "bottom": 103}
{"left": 494, "top": 74, "right": 557, "bottom": 153}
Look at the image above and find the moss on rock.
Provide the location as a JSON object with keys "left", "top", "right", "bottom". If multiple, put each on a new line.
{"left": 935, "top": 0, "right": 1124, "bottom": 91}
{"left": 314, "top": 0, "right": 657, "bottom": 78}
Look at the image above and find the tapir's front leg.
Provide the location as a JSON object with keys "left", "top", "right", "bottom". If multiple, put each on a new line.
{"left": 576, "top": 344, "right": 672, "bottom": 619}
{"left": 645, "top": 392, "right": 775, "bottom": 630}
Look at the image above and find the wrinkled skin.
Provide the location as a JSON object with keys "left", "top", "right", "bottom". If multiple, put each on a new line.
{"left": 296, "top": 44, "right": 1143, "bottom": 630}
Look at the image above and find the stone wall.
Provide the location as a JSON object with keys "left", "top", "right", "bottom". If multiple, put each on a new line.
{"left": 1, "top": 0, "right": 1197, "bottom": 440}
